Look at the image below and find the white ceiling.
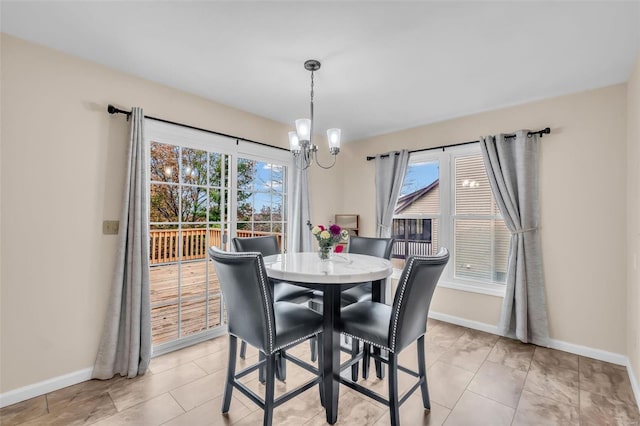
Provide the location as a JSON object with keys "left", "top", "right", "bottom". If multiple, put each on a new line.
{"left": 1, "top": 1, "right": 639, "bottom": 143}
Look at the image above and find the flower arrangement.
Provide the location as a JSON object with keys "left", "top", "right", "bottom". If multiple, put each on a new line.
{"left": 307, "top": 220, "right": 349, "bottom": 259}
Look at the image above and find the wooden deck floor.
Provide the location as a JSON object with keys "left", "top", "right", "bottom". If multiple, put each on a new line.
{"left": 150, "top": 261, "right": 222, "bottom": 345}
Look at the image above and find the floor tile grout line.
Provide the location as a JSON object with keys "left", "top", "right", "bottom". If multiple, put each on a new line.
{"left": 578, "top": 354, "right": 582, "bottom": 418}
{"left": 6, "top": 395, "right": 50, "bottom": 426}
{"left": 507, "top": 347, "right": 534, "bottom": 426}
{"left": 469, "top": 339, "right": 522, "bottom": 415}
{"left": 168, "top": 387, "right": 194, "bottom": 413}
{"left": 44, "top": 392, "right": 50, "bottom": 415}
{"left": 465, "top": 388, "right": 518, "bottom": 417}
{"left": 443, "top": 354, "right": 482, "bottom": 415}
{"left": 105, "top": 391, "right": 118, "bottom": 424}
{"left": 157, "top": 392, "right": 187, "bottom": 426}
{"left": 473, "top": 359, "right": 529, "bottom": 409}
{"left": 109, "top": 367, "right": 206, "bottom": 415}
{"left": 149, "top": 342, "right": 229, "bottom": 375}
{"left": 440, "top": 339, "right": 502, "bottom": 424}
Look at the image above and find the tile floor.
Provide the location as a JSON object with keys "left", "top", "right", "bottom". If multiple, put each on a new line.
{"left": 1, "top": 319, "right": 639, "bottom": 425}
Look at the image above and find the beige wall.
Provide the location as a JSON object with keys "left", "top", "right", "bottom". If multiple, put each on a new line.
{"left": 0, "top": 34, "right": 342, "bottom": 393}
{"left": 627, "top": 54, "right": 640, "bottom": 387}
{"left": 308, "top": 162, "right": 342, "bottom": 227}
{"left": 339, "top": 84, "right": 628, "bottom": 354}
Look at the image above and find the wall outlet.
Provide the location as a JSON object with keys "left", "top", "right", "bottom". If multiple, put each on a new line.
{"left": 103, "top": 220, "right": 119, "bottom": 235}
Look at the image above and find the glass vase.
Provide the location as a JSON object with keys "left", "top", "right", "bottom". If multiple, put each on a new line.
{"left": 318, "top": 245, "right": 332, "bottom": 261}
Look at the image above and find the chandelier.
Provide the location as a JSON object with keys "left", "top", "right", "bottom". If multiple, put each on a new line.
{"left": 288, "top": 59, "right": 341, "bottom": 169}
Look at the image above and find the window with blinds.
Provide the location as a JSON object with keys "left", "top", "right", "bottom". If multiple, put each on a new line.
{"left": 393, "top": 144, "right": 509, "bottom": 294}
{"left": 454, "top": 155, "right": 509, "bottom": 283}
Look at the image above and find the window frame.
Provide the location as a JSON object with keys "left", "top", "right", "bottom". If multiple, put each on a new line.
{"left": 398, "top": 144, "right": 507, "bottom": 298}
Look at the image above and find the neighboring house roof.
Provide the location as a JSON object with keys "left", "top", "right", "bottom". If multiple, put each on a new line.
{"left": 395, "top": 180, "right": 439, "bottom": 214}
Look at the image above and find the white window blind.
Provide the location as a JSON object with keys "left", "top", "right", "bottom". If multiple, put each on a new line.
{"left": 454, "top": 155, "right": 510, "bottom": 283}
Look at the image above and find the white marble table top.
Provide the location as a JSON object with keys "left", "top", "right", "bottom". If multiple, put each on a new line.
{"left": 262, "top": 252, "right": 392, "bottom": 284}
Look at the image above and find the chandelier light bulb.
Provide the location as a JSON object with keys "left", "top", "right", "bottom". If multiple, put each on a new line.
{"left": 327, "top": 128, "right": 341, "bottom": 149}
{"left": 288, "top": 131, "right": 301, "bottom": 152}
{"left": 295, "top": 119, "right": 311, "bottom": 142}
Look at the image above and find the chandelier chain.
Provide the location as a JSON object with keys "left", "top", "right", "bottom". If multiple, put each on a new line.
{"left": 310, "top": 70, "right": 315, "bottom": 143}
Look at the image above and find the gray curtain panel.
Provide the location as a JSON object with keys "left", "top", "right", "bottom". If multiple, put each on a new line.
{"left": 375, "top": 150, "right": 409, "bottom": 238}
{"left": 93, "top": 107, "right": 151, "bottom": 379}
{"left": 480, "top": 131, "right": 549, "bottom": 346}
{"left": 289, "top": 156, "right": 313, "bottom": 252}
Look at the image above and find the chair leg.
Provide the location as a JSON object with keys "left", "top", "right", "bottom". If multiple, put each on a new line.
{"left": 351, "top": 338, "right": 360, "bottom": 381}
{"left": 388, "top": 353, "right": 400, "bottom": 426}
{"left": 417, "top": 335, "right": 430, "bottom": 409}
{"left": 317, "top": 333, "right": 325, "bottom": 407}
{"left": 310, "top": 336, "right": 318, "bottom": 362}
{"left": 258, "top": 351, "right": 266, "bottom": 384}
{"left": 362, "top": 343, "right": 371, "bottom": 380}
{"left": 263, "top": 353, "right": 276, "bottom": 426}
{"left": 222, "top": 335, "right": 237, "bottom": 413}
{"left": 309, "top": 301, "right": 319, "bottom": 362}
{"left": 240, "top": 340, "right": 247, "bottom": 359}
{"left": 375, "top": 348, "right": 386, "bottom": 379}
{"left": 276, "top": 350, "right": 287, "bottom": 382}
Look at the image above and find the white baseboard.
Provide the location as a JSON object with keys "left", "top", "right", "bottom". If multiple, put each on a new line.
{"left": 547, "top": 338, "right": 627, "bottom": 366}
{"left": 0, "top": 367, "right": 93, "bottom": 408}
{"left": 428, "top": 310, "right": 500, "bottom": 335}
{"left": 429, "top": 310, "right": 629, "bottom": 365}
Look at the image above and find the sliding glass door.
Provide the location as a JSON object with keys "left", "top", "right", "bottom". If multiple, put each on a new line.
{"left": 146, "top": 121, "right": 290, "bottom": 352}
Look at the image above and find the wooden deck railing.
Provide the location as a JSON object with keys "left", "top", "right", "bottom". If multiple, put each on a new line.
{"left": 149, "top": 228, "right": 282, "bottom": 264}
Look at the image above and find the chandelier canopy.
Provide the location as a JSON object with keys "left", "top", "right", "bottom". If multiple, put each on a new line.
{"left": 288, "top": 59, "right": 340, "bottom": 170}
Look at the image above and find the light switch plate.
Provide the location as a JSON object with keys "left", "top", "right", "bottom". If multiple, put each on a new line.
{"left": 103, "top": 220, "right": 119, "bottom": 235}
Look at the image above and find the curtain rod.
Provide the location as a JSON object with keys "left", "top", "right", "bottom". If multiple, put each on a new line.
{"left": 107, "top": 104, "right": 289, "bottom": 152}
{"left": 365, "top": 127, "right": 550, "bottom": 161}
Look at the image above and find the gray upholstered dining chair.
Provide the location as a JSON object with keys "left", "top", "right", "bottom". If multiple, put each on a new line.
{"left": 309, "top": 235, "right": 394, "bottom": 381}
{"left": 344, "top": 236, "right": 394, "bottom": 380}
{"left": 208, "top": 247, "right": 323, "bottom": 426}
{"left": 232, "top": 236, "right": 314, "bottom": 306}
{"left": 338, "top": 249, "right": 449, "bottom": 426}
{"left": 341, "top": 236, "right": 395, "bottom": 304}
{"left": 232, "top": 235, "right": 315, "bottom": 380}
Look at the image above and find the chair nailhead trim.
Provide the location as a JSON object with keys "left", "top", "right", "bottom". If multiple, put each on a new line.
{"left": 342, "top": 331, "right": 392, "bottom": 353}
{"left": 390, "top": 257, "right": 415, "bottom": 353}
{"left": 272, "top": 331, "right": 320, "bottom": 353}
{"left": 256, "top": 257, "right": 275, "bottom": 354}
{"left": 390, "top": 255, "right": 440, "bottom": 353}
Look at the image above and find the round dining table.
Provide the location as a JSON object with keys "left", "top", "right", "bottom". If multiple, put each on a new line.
{"left": 263, "top": 252, "right": 393, "bottom": 424}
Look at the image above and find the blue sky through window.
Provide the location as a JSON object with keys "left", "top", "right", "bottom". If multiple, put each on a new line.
{"left": 400, "top": 161, "right": 439, "bottom": 196}
{"left": 251, "top": 161, "right": 284, "bottom": 211}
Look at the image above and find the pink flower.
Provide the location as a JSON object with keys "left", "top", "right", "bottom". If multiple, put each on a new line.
{"left": 329, "top": 224, "right": 341, "bottom": 235}
{"left": 334, "top": 244, "right": 344, "bottom": 253}
{"left": 318, "top": 225, "right": 325, "bottom": 231}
